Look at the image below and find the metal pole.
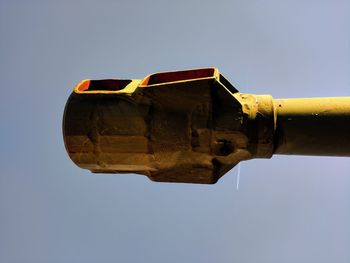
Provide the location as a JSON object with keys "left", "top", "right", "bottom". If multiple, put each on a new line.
{"left": 274, "top": 97, "right": 350, "bottom": 156}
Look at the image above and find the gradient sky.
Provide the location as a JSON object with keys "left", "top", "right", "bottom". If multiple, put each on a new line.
{"left": 1, "top": 1, "right": 349, "bottom": 262}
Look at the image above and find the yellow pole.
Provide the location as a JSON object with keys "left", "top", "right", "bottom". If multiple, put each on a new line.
{"left": 274, "top": 97, "right": 350, "bottom": 156}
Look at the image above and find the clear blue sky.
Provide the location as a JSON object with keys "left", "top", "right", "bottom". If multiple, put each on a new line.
{"left": 1, "top": 0, "right": 349, "bottom": 262}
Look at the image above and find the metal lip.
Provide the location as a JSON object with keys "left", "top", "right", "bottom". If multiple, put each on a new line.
{"left": 139, "top": 67, "right": 220, "bottom": 87}
{"left": 73, "top": 79, "right": 141, "bottom": 95}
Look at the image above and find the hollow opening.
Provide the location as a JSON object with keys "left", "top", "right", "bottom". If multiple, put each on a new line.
{"left": 219, "top": 74, "right": 238, "bottom": 94}
{"left": 77, "top": 79, "right": 132, "bottom": 92}
{"left": 141, "top": 68, "right": 215, "bottom": 86}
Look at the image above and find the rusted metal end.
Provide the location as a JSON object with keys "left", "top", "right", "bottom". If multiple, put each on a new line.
{"left": 63, "top": 68, "right": 275, "bottom": 183}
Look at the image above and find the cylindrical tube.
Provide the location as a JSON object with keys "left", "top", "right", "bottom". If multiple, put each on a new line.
{"left": 273, "top": 97, "right": 350, "bottom": 156}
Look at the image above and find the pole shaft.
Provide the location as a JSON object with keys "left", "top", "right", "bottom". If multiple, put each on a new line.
{"left": 273, "top": 97, "right": 350, "bottom": 156}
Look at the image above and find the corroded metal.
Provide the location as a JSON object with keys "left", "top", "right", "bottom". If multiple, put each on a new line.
{"left": 63, "top": 67, "right": 350, "bottom": 184}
